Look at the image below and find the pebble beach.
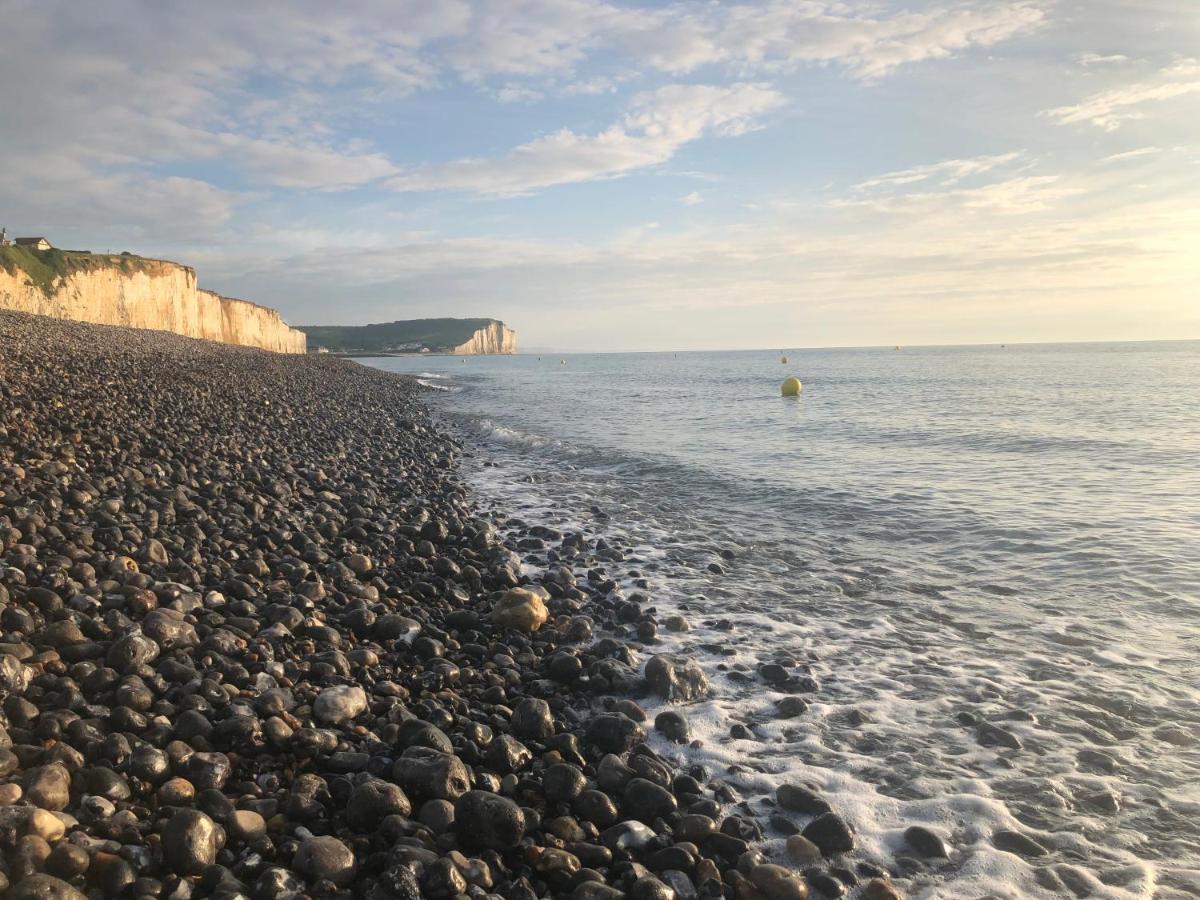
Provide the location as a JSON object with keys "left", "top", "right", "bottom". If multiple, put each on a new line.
{"left": 0, "top": 310, "right": 898, "bottom": 900}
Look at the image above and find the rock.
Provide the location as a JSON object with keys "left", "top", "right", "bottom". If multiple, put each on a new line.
{"left": 0, "top": 654, "right": 33, "bottom": 695}
{"left": 27, "top": 809, "right": 66, "bottom": 842}
{"left": 654, "top": 710, "right": 691, "bottom": 743}
{"left": 230, "top": 810, "right": 267, "bottom": 842}
{"left": 45, "top": 843, "right": 90, "bottom": 879}
{"left": 749, "top": 864, "right": 810, "bottom": 899}
{"left": 630, "top": 875, "right": 676, "bottom": 900}
{"left": 158, "top": 777, "right": 195, "bottom": 805}
{"left": 24, "top": 764, "right": 71, "bottom": 811}
{"left": 786, "top": 834, "right": 821, "bottom": 861}
{"left": 572, "top": 883, "right": 626, "bottom": 900}
{"left": 455, "top": 790, "right": 526, "bottom": 850}
{"left": 543, "top": 763, "right": 587, "bottom": 803}
{"left": 6, "top": 874, "right": 88, "bottom": 900}
{"left": 644, "top": 654, "right": 710, "bottom": 701}
{"left": 179, "top": 752, "right": 231, "bottom": 790}
{"left": 585, "top": 713, "right": 645, "bottom": 754}
{"left": 776, "top": 784, "right": 830, "bottom": 816}
{"left": 904, "top": 825, "right": 948, "bottom": 858}
{"left": 601, "top": 819, "right": 657, "bottom": 852}
{"left": 775, "top": 697, "right": 808, "bottom": 718}
{"left": 141, "top": 609, "right": 198, "bottom": 649}
{"left": 511, "top": 697, "right": 554, "bottom": 739}
{"left": 976, "top": 721, "right": 1022, "bottom": 750}
{"left": 313, "top": 684, "right": 368, "bottom": 725}
{"left": 993, "top": 829, "right": 1049, "bottom": 858}
{"left": 295, "top": 835, "right": 357, "bottom": 887}
{"left": 863, "top": 878, "right": 904, "bottom": 900}
{"left": 393, "top": 747, "right": 471, "bottom": 801}
{"left": 347, "top": 778, "right": 412, "bottom": 830}
{"left": 621, "top": 778, "right": 677, "bottom": 824}
{"left": 802, "top": 812, "right": 855, "bottom": 855}
{"left": 162, "top": 809, "right": 223, "bottom": 875}
{"left": 491, "top": 588, "right": 549, "bottom": 632}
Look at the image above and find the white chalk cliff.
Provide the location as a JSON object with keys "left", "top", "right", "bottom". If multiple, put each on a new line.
{"left": 0, "top": 258, "right": 306, "bottom": 353}
{"left": 452, "top": 320, "right": 517, "bottom": 355}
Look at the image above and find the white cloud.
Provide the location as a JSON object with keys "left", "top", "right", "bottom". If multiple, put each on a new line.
{"left": 853, "top": 152, "right": 1024, "bottom": 192}
{"left": 681, "top": 191, "right": 704, "bottom": 206}
{"left": 1102, "top": 146, "right": 1161, "bottom": 162}
{"left": 216, "top": 135, "right": 399, "bottom": 189}
{"left": 613, "top": 1, "right": 1045, "bottom": 80}
{"left": 840, "top": 174, "right": 1080, "bottom": 215}
{"left": 387, "top": 83, "right": 784, "bottom": 194}
{"left": 496, "top": 85, "right": 546, "bottom": 104}
{"left": 1075, "top": 52, "right": 1130, "bottom": 66}
{"left": 1044, "top": 61, "right": 1200, "bottom": 130}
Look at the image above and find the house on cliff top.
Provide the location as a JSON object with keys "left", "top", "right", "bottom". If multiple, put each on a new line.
{"left": 13, "top": 236, "right": 52, "bottom": 250}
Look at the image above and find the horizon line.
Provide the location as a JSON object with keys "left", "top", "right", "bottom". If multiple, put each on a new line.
{"left": 518, "top": 336, "right": 1200, "bottom": 355}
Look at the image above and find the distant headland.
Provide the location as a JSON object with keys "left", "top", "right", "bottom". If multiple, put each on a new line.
{"left": 300, "top": 318, "right": 517, "bottom": 356}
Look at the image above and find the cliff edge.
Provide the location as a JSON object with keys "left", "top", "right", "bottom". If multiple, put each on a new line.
{"left": 300, "top": 318, "right": 516, "bottom": 355}
{"left": 0, "top": 247, "right": 306, "bottom": 353}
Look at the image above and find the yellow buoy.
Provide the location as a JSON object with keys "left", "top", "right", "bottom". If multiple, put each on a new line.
{"left": 781, "top": 376, "right": 802, "bottom": 397}
{"left": 781, "top": 356, "right": 788, "bottom": 364}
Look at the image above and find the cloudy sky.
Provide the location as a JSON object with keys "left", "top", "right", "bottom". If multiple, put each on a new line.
{"left": 2, "top": 0, "right": 1197, "bottom": 350}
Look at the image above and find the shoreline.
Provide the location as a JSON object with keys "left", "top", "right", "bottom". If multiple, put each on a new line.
{"left": 0, "top": 310, "right": 897, "bottom": 899}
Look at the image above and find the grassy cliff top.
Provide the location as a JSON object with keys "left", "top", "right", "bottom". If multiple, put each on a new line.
{"left": 299, "top": 318, "right": 503, "bottom": 353}
{"left": 0, "top": 246, "right": 188, "bottom": 296}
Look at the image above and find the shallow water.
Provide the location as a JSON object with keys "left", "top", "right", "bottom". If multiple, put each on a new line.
{"left": 367, "top": 343, "right": 1200, "bottom": 898}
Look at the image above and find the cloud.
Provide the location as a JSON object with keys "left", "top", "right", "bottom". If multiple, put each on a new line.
{"left": 853, "top": 152, "right": 1024, "bottom": 191}
{"left": 1044, "top": 61, "right": 1200, "bottom": 130}
{"left": 495, "top": 85, "right": 546, "bottom": 104}
{"left": 613, "top": 1, "right": 1045, "bottom": 80}
{"left": 215, "top": 135, "right": 399, "bottom": 189}
{"left": 681, "top": 191, "right": 704, "bottom": 206}
{"left": 387, "top": 83, "right": 784, "bottom": 194}
{"left": 1102, "top": 147, "right": 1161, "bottom": 162}
{"left": 840, "top": 174, "right": 1080, "bottom": 215}
{"left": 1075, "top": 52, "right": 1130, "bottom": 66}
{"left": 841, "top": 154, "right": 1085, "bottom": 215}
{"left": 208, "top": 158, "right": 1200, "bottom": 350}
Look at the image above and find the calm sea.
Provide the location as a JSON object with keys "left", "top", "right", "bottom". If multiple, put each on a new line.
{"left": 365, "top": 342, "right": 1200, "bottom": 899}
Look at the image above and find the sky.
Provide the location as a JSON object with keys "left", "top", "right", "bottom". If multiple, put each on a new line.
{"left": 1, "top": 0, "right": 1197, "bottom": 351}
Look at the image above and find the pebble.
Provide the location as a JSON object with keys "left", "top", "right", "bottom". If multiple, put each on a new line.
{"left": 654, "top": 710, "right": 692, "bottom": 743}
{"left": 903, "top": 825, "right": 948, "bottom": 858}
{"left": 0, "top": 311, "right": 920, "bottom": 899}
{"left": 993, "top": 829, "right": 1049, "bottom": 858}
{"left": 313, "top": 684, "right": 368, "bottom": 725}
{"left": 162, "top": 809, "right": 223, "bottom": 875}
{"left": 750, "top": 863, "right": 810, "bottom": 899}
{"left": 802, "top": 813, "right": 855, "bottom": 856}
{"left": 294, "top": 835, "right": 357, "bottom": 886}
{"left": 454, "top": 790, "right": 527, "bottom": 849}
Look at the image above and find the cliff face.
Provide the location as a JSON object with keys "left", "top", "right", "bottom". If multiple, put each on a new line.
{"left": 299, "top": 318, "right": 516, "bottom": 354}
{"left": 452, "top": 320, "right": 517, "bottom": 355}
{"left": 0, "top": 256, "right": 305, "bottom": 353}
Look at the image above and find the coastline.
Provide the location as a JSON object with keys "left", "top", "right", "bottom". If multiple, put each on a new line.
{"left": 0, "top": 309, "right": 891, "bottom": 900}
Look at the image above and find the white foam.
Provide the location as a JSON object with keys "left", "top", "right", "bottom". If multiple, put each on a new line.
{"left": 459, "top": 440, "right": 1173, "bottom": 900}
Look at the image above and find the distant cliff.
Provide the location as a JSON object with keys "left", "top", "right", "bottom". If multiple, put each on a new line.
{"left": 0, "top": 247, "right": 306, "bottom": 353}
{"left": 300, "top": 318, "right": 516, "bottom": 355}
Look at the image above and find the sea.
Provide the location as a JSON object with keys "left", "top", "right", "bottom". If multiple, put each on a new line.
{"left": 363, "top": 342, "right": 1200, "bottom": 899}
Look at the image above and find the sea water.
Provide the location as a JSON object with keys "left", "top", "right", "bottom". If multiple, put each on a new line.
{"left": 365, "top": 343, "right": 1200, "bottom": 898}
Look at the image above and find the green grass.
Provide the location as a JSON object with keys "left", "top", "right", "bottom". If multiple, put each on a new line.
{"left": 299, "top": 318, "right": 501, "bottom": 353}
{"left": 0, "top": 246, "right": 166, "bottom": 296}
